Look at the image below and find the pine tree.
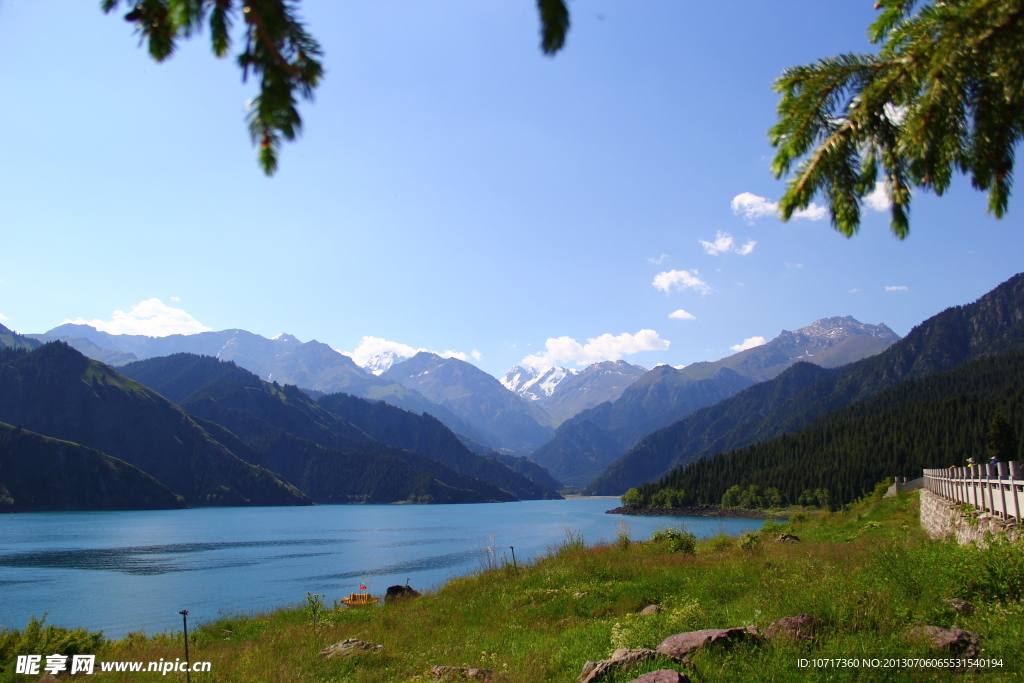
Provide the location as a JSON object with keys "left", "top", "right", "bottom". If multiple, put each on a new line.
{"left": 987, "top": 413, "right": 1017, "bottom": 462}
{"left": 771, "top": 0, "right": 1024, "bottom": 238}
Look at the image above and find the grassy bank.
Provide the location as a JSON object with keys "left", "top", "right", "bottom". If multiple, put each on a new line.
{"left": 3, "top": 491, "right": 1023, "bottom": 682}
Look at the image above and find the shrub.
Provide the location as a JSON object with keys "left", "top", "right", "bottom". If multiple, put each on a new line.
{"left": 649, "top": 527, "right": 697, "bottom": 554}
{"left": 737, "top": 532, "right": 761, "bottom": 552}
{"left": 0, "top": 616, "right": 103, "bottom": 680}
{"left": 609, "top": 598, "right": 702, "bottom": 651}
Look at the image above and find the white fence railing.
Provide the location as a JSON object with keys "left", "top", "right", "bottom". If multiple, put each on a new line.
{"left": 923, "top": 461, "right": 1023, "bottom": 522}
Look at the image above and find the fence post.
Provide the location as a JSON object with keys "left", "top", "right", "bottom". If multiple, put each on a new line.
{"left": 997, "top": 462, "right": 1009, "bottom": 520}
{"left": 970, "top": 466, "right": 979, "bottom": 509}
{"left": 986, "top": 464, "right": 995, "bottom": 515}
{"left": 1010, "top": 461, "right": 1022, "bottom": 522}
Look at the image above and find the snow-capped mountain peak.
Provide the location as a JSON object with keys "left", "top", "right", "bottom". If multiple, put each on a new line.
{"left": 501, "top": 365, "right": 576, "bottom": 400}
{"left": 793, "top": 315, "right": 899, "bottom": 342}
{"left": 360, "top": 349, "right": 414, "bottom": 376}
{"left": 269, "top": 332, "right": 302, "bottom": 345}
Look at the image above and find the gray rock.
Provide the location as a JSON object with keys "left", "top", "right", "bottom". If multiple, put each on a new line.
{"left": 385, "top": 584, "right": 422, "bottom": 604}
{"left": 579, "top": 648, "right": 661, "bottom": 683}
{"left": 319, "top": 638, "right": 383, "bottom": 658}
{"left": 639, "top": 604, "right": 662, "bottom": 615}
{"left": 944, "top": 598, "right": 974, "bottom": 616}
{"left": 656, "top": 628, "right": 748, "bottom": 657}
{"left": 626, "top": 670, "right": 689, "bottom": 683}
{"left": 775, "top": 533, "right": 801, "bottom": 543}
{"left": 907, "top": 625, "right": 980, "bottom": 658}
{"left": 764, "top": 614, "right": 822, "bottom": 640}
{"left": 430, "top": 665, "right": 492, "bottom": 681}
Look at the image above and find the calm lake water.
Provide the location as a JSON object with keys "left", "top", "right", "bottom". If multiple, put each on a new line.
{"left": 0, "top": 499, "right": 763, "bottom": 639}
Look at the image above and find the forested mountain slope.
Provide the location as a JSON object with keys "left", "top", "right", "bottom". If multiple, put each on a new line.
{"left": 0, "top": 344, "right": 310, "bottom": 507}
{"left": 0, "top": 421, "right": 186, "bottom": 511}
{"left": 120, "top": 354, "right": 546, "bottom": 503}
{"left": 635, "top": 349, "right": 1024, "bottom": 507}
{"left": 588, "top": 272, "right": 1024, "bottom": 494}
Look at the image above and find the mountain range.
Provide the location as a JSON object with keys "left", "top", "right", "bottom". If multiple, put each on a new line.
{"left": 533, "top": 316, "right": 899, "bottom": 488}
{"left": 502, "top": 361, "right": 650, "bottom": 423}
{"left": 382, "top": 352, "right": 558, "bottom": 455}
{"left": 0, "top": 341, "right": 561, "bottom": 510}
{"left": 588, "top": 273, "right": 1024, "bottom": 495}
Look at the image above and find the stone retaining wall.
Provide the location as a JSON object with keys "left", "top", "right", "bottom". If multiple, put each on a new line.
{"left": 919, "top": 490, "right": 1020, "bottom": 546}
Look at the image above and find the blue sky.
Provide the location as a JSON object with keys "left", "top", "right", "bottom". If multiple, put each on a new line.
{"left": 1, "top": 1, "right": 1021, "bottom": 378}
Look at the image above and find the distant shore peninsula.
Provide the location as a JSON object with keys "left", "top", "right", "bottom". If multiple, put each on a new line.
{"left": 607, "top": 504, "right": 785, "bottom": 519}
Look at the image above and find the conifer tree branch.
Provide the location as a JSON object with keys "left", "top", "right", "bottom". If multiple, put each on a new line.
{"left": 772, "top": 0, "right": 1024, "bottom": 237}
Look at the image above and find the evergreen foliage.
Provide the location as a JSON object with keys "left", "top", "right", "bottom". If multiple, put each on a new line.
{"left": 0, "top": 421, "right": 185, "bottom": 511}
{"left": 987, "top": 412, "right": 1017, "bottom": 462}
{"left": 0, "top": 325, "right": 40, "bottom": 352}
{"left": 639, "top": 349, "right": 1024, "bottom": 508}
{"left": 772, "top": 0, "right": 1024, "bottom": 237}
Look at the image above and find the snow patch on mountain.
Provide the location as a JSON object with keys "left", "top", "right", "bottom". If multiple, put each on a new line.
{"left": 359, "top": 349, "right": 415, "bottom": 375}
{"left": 501, "top": 365, "right": 577, "bottom": 401}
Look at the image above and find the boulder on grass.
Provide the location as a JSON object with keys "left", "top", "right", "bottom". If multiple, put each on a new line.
{"left": 639, "top": 604, "right": 662, "bottom": 615}
{"left": 656, "top": 628, "right": 749, "bottom": 657}
{"left": 907, "top": 625, "right": 980, "bottom": 658}
{"left": 319, "top": 638, "right": 383, "bottom": 658}
{"left": 579, "top": 649, "right": 661, "bottom": 683}
{"left": 430, "top": 665, "right": 492, "bottom": 681}
{"left": 764, "top": 614, "right": 823, "bottom": 641}
{"left": 775, "top": 534, "right": 801, "bottom": 543}
{"left": 385, "top": 584, "right": 422, "bottom": 604}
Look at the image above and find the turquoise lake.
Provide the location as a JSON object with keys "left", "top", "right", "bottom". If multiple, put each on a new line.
{"left": 0, "top": 499, "right": 764, "bottom": 638}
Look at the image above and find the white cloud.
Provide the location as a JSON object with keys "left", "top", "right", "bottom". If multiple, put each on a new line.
{"left": 652, "top": 269, "right": 712, "bottom": 295}
{"left": 730, "top": 336, "right": 767, "bottom": 352}
{"left": 646, "top": 254, "right": 670, "bottom": 265}
{"left": 170, "top": 296, "right": 181, "bottom": 302}
{"left": 669, "top": 309, "right": 695, "bottom": 320}
{"left": 342, "top": 336, "right": 476, "bottom": 365}
{"left": 64, "top": 298, "right": 212, "bottom": 337}
{"left": 731, "top": 192, "right": 826, "bottom": 221}
{"left": 885, "top": 285, "right": 909, "bottom": 292}
{"left": 521, "top": 329, "right": 670, "bottom": 369}
{"left": 849, "top": 288, "right": 861, "bottom": 293}
{"left": 785, "top": 262, "right": 803, "bottom": 269}
{"left": 344, "top": 336, "right": 426, "bottom": 366}
{"left": 0, "top": 311, "right": 6, "bottom": 321}
{"left": 698, "top": 231, "right": 757, "bottom": 256}
{"left": 863, "top": 181, "right": 892, "bottom": 212}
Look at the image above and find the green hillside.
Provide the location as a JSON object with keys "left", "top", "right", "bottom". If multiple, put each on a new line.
{"left": 0, "top": 344, "right": 310, "bottom": 507}
{"left": 635, "top": 350, "right": 1024, "bottom": 508}
{"left": 120, "top": 353, "right": 529, "bottom": 503}
{"left": 0, "top": 422, "right": 185, "bottom": 511}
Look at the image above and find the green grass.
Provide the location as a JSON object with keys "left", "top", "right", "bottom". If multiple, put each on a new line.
{"left": 3, "top": 491, "right": 1022, "bottom": 682}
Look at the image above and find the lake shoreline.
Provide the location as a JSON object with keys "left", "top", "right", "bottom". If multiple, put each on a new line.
{"left": 606, "top": 504, "right": 786, "bottom": 519}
